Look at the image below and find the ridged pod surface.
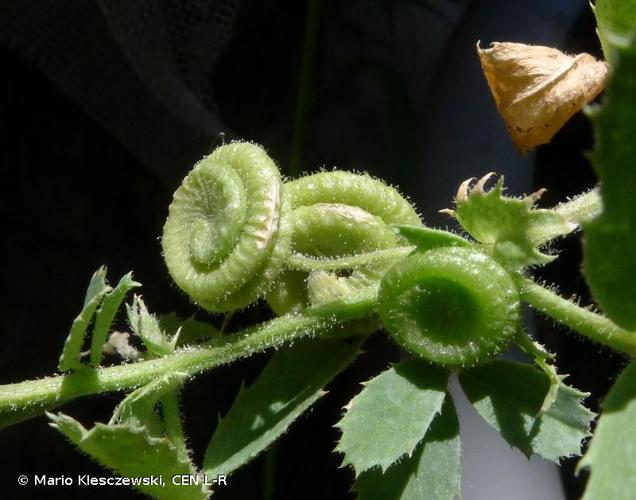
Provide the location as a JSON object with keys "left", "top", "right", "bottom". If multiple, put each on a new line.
{"left": 286, "top": 171, "right": 422, "bottom": 226}
{"left": 378, "top": 247, "right": 520, "bottom": 366}
{"left": 266, "top": 171, "right": 422, "bottom": 316}
{"left": 162, "top": 142, "right": 289, "bottom": 312}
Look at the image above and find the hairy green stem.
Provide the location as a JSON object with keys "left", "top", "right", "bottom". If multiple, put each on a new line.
{"left": 531, "top": 187, "right": 602, "bottom": 246}
{"left": 161, "top": 390, "right": 189, "bottom": 463}
{"left": 287, "top": 246, "right": 414, "bottom": 271}
{"left": 518, "top": 277, "right": 636, "bottom": 357}
{"left": 0, "top": 294, "right": 376, "bottom": 428}
{"left": 553, "top": 187, "right": 601, "bottom": 225}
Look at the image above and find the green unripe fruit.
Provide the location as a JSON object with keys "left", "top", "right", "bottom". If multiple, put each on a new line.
{"left": 266, "top": 171, "right": 422, "bottom": 316}
{"left": 378, "top": 247, "right": 520, "bottom": 366}
{"left": 162, "top": 142, "right": 289, "bottom": 312}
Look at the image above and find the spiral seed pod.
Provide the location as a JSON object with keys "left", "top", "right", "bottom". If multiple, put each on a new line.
{"left": 266, "top": 171, "right": 422, "bottom": 316}
{"left": 286, "top": 171, "right": 422, "bottom": 227}
{"left": 162, "top": 142, "right": 289, "bottom": 312}
{"left": 378, "top": 247, "right": 520, "bottom": 366}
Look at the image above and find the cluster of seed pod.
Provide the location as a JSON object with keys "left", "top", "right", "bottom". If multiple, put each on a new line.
{"left": 162, "top": 142, "right": 521, "bottom": 367}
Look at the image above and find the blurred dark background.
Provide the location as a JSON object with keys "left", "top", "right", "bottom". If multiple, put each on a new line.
{"left": 0, "top": 1, "right": 626, "bottom": 499}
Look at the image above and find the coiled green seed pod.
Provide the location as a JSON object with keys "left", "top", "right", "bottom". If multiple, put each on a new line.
{"left": 162, "top": 142, "right": 289, "bottom": 312}
{"left": 266, "top": 171, "right": 422, "bottom": 315}
{"left": 286, "top": 171, "right": 422, "bottom": 226}
{"left": 378, "top": 246, "right": 520, "bottom": 366}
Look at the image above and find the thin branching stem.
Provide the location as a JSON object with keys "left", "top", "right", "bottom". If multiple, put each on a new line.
{"left": 0, "top": 293, "right": 376, "bottom": 427}
{"left": 518, "top": 277, "right": 636, "bottom": 357}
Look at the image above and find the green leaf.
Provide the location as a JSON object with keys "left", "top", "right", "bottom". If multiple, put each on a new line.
{"left": 83, "top": 265, "right": 109, "bottom": 307}
{"left": 90, "top": 272, "right": 140, "bottom": 366}
{"left": 58, "top": 267, "right": 111, "bottom": 372}
{"left": 335, "top": 360, "right": 449, "bottom": 476}
{"left": 111, "top": 372, "right": 188, "bottom": 436}
{"left": 127, "top": 295, "right": 174, "bottom": 356}
{"left": 514, "top": 331, "right": 560, "bottom": 414}
{"left": 203, "top": 338, "right": 361, "bottom": 478}
{"left": 583, "top": 31, "right": 636, "bottom": 329}
{"left": 594, "top": 0, "right": 636, "bottom": 64}
{"left": 114, "top": 373, "right": 192, "bottom": 474}
{"left": 159, "top": 313, "right": 221, "bottom": 347}
{"left": 393, "top": 225, "right": 470, "bottom": 252}
{"left": 579, "top": 361, "right": 636, "bottom": 500}
{"left": 459, "top": 361, "right": 594, "bottom": 463}
{"left": 48, "top": 412, "right": 208, "bottom": 500}
{"left": 354, "top": 397, "right": 461, "bottom": 500}
{"left": 447, "top": 176, "right": 572, "bottom": 269}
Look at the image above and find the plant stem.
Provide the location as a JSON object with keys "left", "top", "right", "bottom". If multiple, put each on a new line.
{"left": 161, "top": 390, "right": 189, "bottom": 464}
{"left": 553, "top": 187, "right": 601, "bottom": 226}
{"left": 287, "top": 246, "right": 414, "bottom": 271}
{"left": 0, "top": 294, "right": 376, "bottom": 428}
{"left": 530, "top": 187, "right": 602, "bottom": 245}
{"left": 517, "top": 277, "right": 636, "bottom": 357}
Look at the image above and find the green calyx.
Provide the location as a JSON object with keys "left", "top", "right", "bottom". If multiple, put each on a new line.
{"left": 378, "top": 247, "right": 520, "bottom": 367}
{"left": 443, "top": 173, "right": 572, "bottom": 270}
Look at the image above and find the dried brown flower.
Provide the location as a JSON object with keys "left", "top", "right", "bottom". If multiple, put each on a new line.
{"left": 478, "top": 41, "right": 608, "bottom": 151}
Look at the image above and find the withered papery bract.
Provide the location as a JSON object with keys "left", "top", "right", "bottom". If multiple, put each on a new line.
{"left": 478, "top": 41, "right": 608, "bottom": 151}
